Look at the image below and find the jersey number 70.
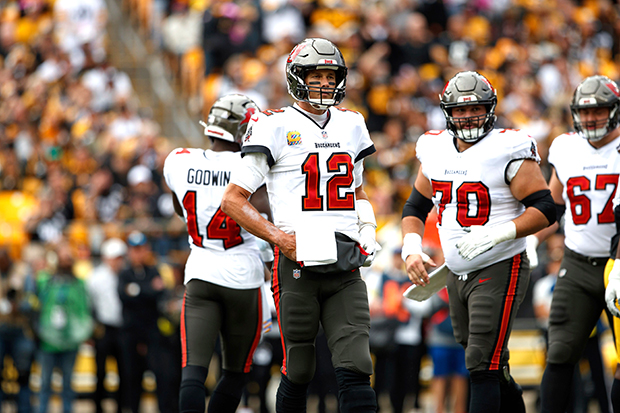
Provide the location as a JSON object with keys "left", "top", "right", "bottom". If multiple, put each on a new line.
{"left": 432, "top": 180, "right": 491, "bottom": 227}
{"left": 182, "top": 191, "right": 244, "bottom": 249}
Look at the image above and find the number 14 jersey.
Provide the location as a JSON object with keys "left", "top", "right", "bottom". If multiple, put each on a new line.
{"left": 416, "top": 128, "right": 540, "bottom": 275}
{"left": 163, "top": 148, "right": 263, "bottom": 288}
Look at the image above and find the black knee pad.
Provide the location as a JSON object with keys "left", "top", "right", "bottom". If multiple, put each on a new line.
{"left": 334, "top": 368, "right": 377, "bottom": 413}
{"left": 179, "top": 365, "right": 208, "bottom": 413}
{"left": 286, "top": 343, "right": 316, "bottom": 384}
{"left": 547, "top": 341, "right": 578, "bottom": 365}
{"left": 276, "top": 373, "right": 309, "bottom": 413}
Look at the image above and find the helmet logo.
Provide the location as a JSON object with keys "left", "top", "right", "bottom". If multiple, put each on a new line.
{"left": 241, "top": 107, "right": 257, "bottom": 126}
{"left": 579, "top": 98, "right": 597, "bottom": 105}
{"left": 457, "top": 95, "right": 477, "bottom": 102}
{"left": 287, "top": 131, "right": 302, "bottom": 146}
{"left": 606, "top": 82, "right": 620, "bottom": 97}
{"left": 287, "top": 44, "right": 306, "bottom": 63}
{"left": 319, "top": 59, "right": 335, "bottom": 64}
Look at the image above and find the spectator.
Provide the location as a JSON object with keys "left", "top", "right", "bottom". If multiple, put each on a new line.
{"left": 35, "top": 242, "right": 93, "bottom": 413}
{"left": 118, "top": 231, "right": 177, "bottom": 413}
{"left": 86, "top": 238, "right": 127, "bottom": 413}
{"left": 0, "top": 247, "right": 38, "bottom": 413}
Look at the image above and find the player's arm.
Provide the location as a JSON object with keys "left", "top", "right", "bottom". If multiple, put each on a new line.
{"left": 221, "top": 153, "right": 295, "bottom": 261}
{"left": 509, "top": 159, "right": 556, "bottom": 236}
{"left": 249, "top": 184, "right": 272, "bottom": 223}
{"left": 456, "top": 159, "right": 556, "bottom": 261}
{"left": 355, "top": 184, "right": 380, "bottom": 267}
{"left": 401, "top": 165, "right": 436, "bottom": 286}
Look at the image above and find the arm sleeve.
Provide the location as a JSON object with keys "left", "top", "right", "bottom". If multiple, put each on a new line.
{"left": 229, "top": 152, "right": 269, "bottom": 193}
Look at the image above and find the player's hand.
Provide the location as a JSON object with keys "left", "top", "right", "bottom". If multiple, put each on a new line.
{"left": 405, "top": 253, "right": 435, "bottom": 286}
{"left": 456, "top": 222, "right": 517, "bottom": 261}
{"left": 526, "top": 235, "right": 539, "bottom": 270}
{"left": 605, "top": 259, "right": 620, "bottom": 317}
{"left": 277, "top": 232, "right": 297, "bottom": 262}
{"left": 359, "top": 225, "right": 380, "bottom": 267}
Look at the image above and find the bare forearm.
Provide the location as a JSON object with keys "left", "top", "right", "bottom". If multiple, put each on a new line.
{"left": 514, "top": 207, "right": 552, "bottom": 238}
{"left": 222, "top": 184, "right": 287, "bottom": 247}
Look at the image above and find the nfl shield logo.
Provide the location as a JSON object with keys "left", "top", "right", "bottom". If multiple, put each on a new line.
{"left": 293, "top": 269, "right": 301, "bottom": 279}
{"left": 322, "top": 131, "right": 328, "bottom": 139}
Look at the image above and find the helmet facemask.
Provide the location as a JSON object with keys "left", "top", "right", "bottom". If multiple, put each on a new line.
{"left": 444, "top": 105, "right": 496, "bottom": 143}
{"left": 570, "top": 75, "right": 620, "bottom": 142}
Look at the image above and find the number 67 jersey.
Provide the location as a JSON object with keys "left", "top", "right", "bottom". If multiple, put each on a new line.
{"left": 416, "top": 128, "right": 540, "bottom": 275}
{"left": 549, "top": 132, "right": 620, "bottom": 258}
{"left": 163, "top": 147, "right": 263, "bottom": 288}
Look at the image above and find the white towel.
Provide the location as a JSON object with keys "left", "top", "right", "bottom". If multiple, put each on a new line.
{"left": 295, "top": 222, "right": 338, "bottom": 266}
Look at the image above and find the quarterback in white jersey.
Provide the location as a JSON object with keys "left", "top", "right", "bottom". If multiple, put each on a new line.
{"left": 537, "top": 75, "right": 620, "bottom": 413}
{"left": 165, "top": 94, "right": 273, "bottom": 413}
{"left": 240, "top": 105, "right": 375, "bottom": 240}
{"left": 402, "top": 71, "right": 555, "bottom": 413}
{"left": 222, "top": 38, "right": 379, "bottom": 413}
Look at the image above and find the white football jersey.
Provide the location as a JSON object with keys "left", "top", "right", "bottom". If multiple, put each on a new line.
{"left": 240, "top": 106, "right": 375, "bottom": 240}
{"left": 163, "top": 148, "right": 263, "bottom": 288}
{"left": 548, "top": 132, "right": 620, "bottom": 257}
{"left": 416, "top": 128, "right": 540, "bottom": 275}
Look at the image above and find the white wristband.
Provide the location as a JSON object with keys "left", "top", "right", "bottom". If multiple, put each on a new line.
{"left": 401, "top": 232, "right": 424, "bottom": 262}
{"left": 356, "top": 199, "right": 376, "bottom": 228}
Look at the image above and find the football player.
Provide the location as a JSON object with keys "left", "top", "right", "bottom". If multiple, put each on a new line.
{"left": 401, "top": 71, "right": 556, "bottom": 413}
{"left": 163, "top": 94, "right": 273, "bottom": 413}
{"left": 221, "top": 38, "right": 379, "bottom": 412}
{"left": 533, "top": 75, "right": 620, "bottom": 413}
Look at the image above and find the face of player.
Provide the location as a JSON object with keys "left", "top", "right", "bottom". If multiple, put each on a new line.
{"left": 451, "top": 104, "right": 487, "bottom": 130}
{"left": 304, "top": 69, "right": 337, "bottom": 102}
{"left": 578, "top": 106, "right": 610, "bottom": 132}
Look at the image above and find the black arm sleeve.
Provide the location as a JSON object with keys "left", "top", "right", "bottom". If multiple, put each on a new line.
{"left": 402, "top": 187, "right": 434, "bottom": 223}
{"left": 520, "top": 189, "right": 557, "bottom": 226}
{"left": 555, "top": 203, "right": 566, "bottom": 223}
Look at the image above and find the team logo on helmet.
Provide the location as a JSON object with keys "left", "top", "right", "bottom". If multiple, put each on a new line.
{"left": 241, "top": 107, "right": 257, "bottom": 126}
{"left": 287, "top": 131, "right": 302, "bottom": 146}
{"left": 293, "top": 269, "right": 301, "bottom": 279}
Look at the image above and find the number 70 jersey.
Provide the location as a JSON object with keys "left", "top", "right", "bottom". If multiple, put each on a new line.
{"left": 163, "top": 148, "right": 260, "bottom": 256}
{"left": 416, "top": 128, "right": 539, "bottom": 275}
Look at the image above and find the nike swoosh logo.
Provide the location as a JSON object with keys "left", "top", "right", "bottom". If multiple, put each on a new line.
{"left": 478, "top": 277, "right": 492, "bottom": 283}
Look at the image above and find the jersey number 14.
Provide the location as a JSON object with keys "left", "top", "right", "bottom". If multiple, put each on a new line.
{"left": 182, "top": 191, "right": 243, "bottom": 249}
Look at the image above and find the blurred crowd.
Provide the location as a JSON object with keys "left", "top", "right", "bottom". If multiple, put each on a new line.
{"left": 1, "top": 0, "right": 620, "bottom": 411}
